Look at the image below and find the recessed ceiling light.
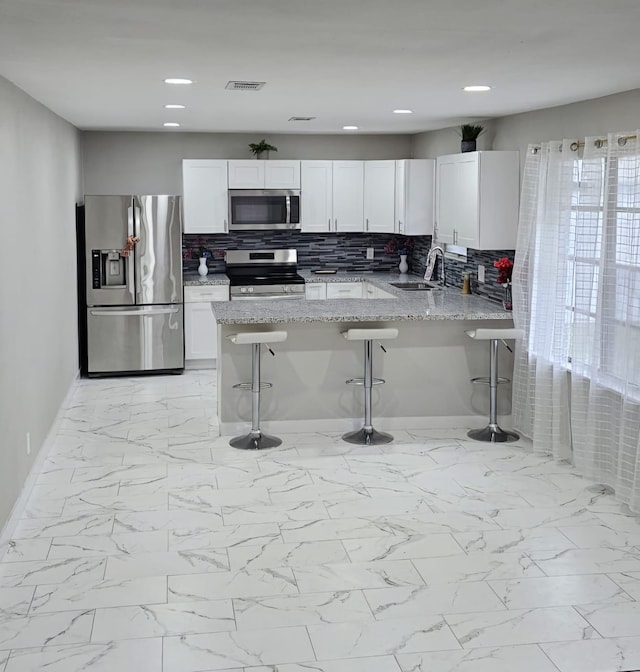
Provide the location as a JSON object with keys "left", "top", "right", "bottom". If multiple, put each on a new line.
{"left": 164, "top": 104, "right": 185, "bottom": 109}
{"left": 463, "top": 85, "right": 491, "bottom": 92}
{"left": 393, "top": 109, "right": 413, "bottom": 114}
{"left": 343, "top": 125, "right": 359, "bottom": 130}
{"left": 163, "top": 122, "right": 180, "bottom": 127}
{"left": 164, "top": 78, "right": 193, "bottom": 85}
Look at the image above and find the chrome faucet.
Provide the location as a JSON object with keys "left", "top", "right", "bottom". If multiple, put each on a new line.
{"left": 427, "top": 246, "right": 446, "bottom": 286}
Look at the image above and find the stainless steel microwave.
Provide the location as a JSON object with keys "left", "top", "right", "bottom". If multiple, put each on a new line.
{"left": 228, "top": 189, "right": 301, "bottom": 231}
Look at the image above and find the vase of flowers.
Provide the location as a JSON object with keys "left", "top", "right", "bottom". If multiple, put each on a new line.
{"left": 493, "top": 256, "right": 514, "bottom": 310}
{"left": 198, "top": 256, "right": 209, "bottom": 276}
{"left": 384, "top": 236, "right": 414, "bottom": 274}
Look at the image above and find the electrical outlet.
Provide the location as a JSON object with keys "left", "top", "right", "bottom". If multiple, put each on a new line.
{"left": 26, "top": 431, "right": 31, "bottom": 456}
{"left": 477, "top": 265, "right": 485, "bottom": 283}
{"left": 366, "top": 247, "right": 374, "bottom": 260}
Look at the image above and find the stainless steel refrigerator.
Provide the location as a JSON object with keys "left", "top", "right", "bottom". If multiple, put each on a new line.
{"left": 84, "top": 195, "right": 184, "bottom": 376}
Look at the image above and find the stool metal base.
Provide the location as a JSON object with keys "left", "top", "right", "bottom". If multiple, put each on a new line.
{"left": 342, "top": 426, "right": 394, "bottom": 446}
{"left": 467, "top": 424, "right": 519, "bottom": 443}
{"left": 230, "top": 430, "right": 282, "bottom": 451}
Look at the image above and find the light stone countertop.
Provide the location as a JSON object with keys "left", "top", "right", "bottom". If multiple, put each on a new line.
{"left": 184, "top": 272, "right": 230, "bottom": 286}
{"left": 199, "top": 270, "right": 512, "bottom": 325}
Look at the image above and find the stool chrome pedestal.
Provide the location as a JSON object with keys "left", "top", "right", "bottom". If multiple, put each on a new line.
{"left": 342, "top": 328, "right": 398, "bottom": 446}
{"left": 466, "top": 327, "right": 524, "bottom": 443}
{"left": 227, "top": 331, "right": 287, "bottom": 450}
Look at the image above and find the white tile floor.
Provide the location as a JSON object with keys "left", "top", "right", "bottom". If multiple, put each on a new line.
{"left": 2, "top": 371, "right": 640, "bottom": 671}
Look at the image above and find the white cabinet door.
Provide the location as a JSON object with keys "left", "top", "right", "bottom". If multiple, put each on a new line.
{"left": 364, "top": 161, "right": 396, "bottom": 233}
{"left": 301, "top": 161, "right": 333, "bottom": 233}
{"left": 182, "top": 160, "right": 229, "bottom": 233}
{"left": 228, "top": 160, "right": 265, "bottom": 189}
{"left": 333, "top": 161, "right": 364, "bottom": 232}
{"left": 265, "top": 161, "right": 301, "bottom": 189}
{"left": 326, "top": 282, "right": 363, "bottom": 299}
{"left": 435, "top": 151, "right": 519, "bottom": 250}
{"left": 305, "top": 283, "right": 327, "bottom": 300}
{"left": 184, "top": 302, "right": 218, "bottom": 361}
{"left": 396, "top": 159, "right": 435, "bottom": 236}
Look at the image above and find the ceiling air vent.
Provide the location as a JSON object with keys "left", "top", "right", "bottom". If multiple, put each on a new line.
{"left": 288, "top": 117, "right": 316, "bottom": 122}
{"left": 225, "top": 81, "right": 265, "bottom": 91}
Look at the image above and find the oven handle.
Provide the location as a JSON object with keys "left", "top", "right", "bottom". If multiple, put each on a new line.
{"left": 230, "top": 293, "right": 304, "bottom": 301}
{"left": 285, "top": 195, "right": 291, "bottom": 225}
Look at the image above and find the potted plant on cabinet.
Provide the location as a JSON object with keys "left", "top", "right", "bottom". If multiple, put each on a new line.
{"left": 459, "top": 124, "right": 484, "bottom": 153}
{"left": 249, "top": 139, "right": 278, "bottom": 159}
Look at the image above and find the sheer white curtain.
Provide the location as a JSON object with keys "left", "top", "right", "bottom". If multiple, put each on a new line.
{"left": 513, "top": 132, "right": 640, "bottom": 511}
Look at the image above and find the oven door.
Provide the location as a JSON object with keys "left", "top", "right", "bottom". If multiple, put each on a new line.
{"left": 228, "top": 190, "right": 300, "bottom": 230}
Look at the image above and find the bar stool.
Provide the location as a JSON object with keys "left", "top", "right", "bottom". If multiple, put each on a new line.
{"left": 227, "top": 330, "right": 288, "bottom": 450}
{"left": 342, "top": 327, "right": 399, "bottom": 445}
{"left": 466, "top": 327, "right": 524, "bottom": 443}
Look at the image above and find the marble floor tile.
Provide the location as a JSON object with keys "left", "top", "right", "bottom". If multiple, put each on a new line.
{"left": 168, "top": 568, "right": 298, "bottom": 601}
{"left": 29, "top": 576, "right": 167, "bottom": 614}
{"left": 608, "top": 571, "right": 640, "bottom": 600}
{"left": 307, "top": 616, "right": 460, "bottom": 659}
{"left": 575, "top": 601, "right": 640, "bottom": 638}
{"left": 491, "top": 507, "right": 602, "bottom": 529}
{"left": 324, "top": 496, "right": 432, "bottom": 519}
{"left": 446, "top": 606, "right": 598, "bottom": 648}
{"left": 489, "top": 574, "right": 633, "bottom": 609}
{"left": 91, "top": 599, "right": 235, "bottom": 640}
{"left": 47, "top": 530, "right": 167, "bottom": 558}
{"left": 377, "top": 512, "right": 501, "bottom": 536}
{"left": 168, "top": 523, "right": 282, "bottom": 551}
{"left": 0, "top": 556, "right": 106, "bottom": 588}
{"left": 0, "top": 609, "right": 93, "bottom": 650}
{"left": 244, "top": 658, "right": 402, "bottom": 672}
{"left": 71, "top": 464, "right": 167, "bottom": 484}
{"left": 293, "top": 561, "right": 424, "bottom": 593}
{"left": 113, "top": 509, "right": 223, "bottom": 533}
{"left": 396, "top": 645, "right": 560, "bottom": 672}
{"left": 279, "top": 518, "right": 394, "bottom": 543}
{"left": 221, "top": 501, "right": 329, "bottom": 525}
{"left": 4, "top": 638, "right": 162, "bottom": 672}
{"left": 452, "top": 528, "right": 577, "bottom": 555}
{"left": 169, "top": 485, "right": 270, "bottom": 510}
{"left": 233, "top": 590, "right": 373, "bottom": 629}
{"left": 228, "top": 540, "right": 349, "bottom": 571}
{"left": 343, "top": 534, "right": 464, "bottom": 562}
{"left": 2, "top": 539, "right": 52, "bottom": 563}
{"left": 541, "top": 636, "right": 640, "bottom": 672}
{"left": 413, "top": 552, "right": 544, "bottom": 584}
{"left": 269, "top": 482, "right": 371, "bottom": 504}
{"left": 363, "top": 582, "right": 506, "bottom": 620}
{"left": 162, "top": 626, "right": 315, "bottom": 671}
{"left": 104, "top": 548, "right": 229, "bottom": 580}
{"left": 0, "top": 587, "right": 35, "bottom": 619}
{"left": 559, "top": 524, "right": 640, "bottom": 549}
{"left": 529, "top": 548, "right": 640, "bottom": 576}
{"left": 62, "top": 491, "right": 168, "bottom": 515}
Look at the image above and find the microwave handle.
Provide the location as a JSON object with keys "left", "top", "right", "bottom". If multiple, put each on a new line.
{"left": 285, "top": 195, "right": 291, "bottom": 224}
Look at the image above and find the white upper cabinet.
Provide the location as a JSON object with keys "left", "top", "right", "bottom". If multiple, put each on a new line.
{"left": 435, "top": 151, "right": 519, "bottom": 250}
{"left": 395, "top": 159, "right": 435, "bottom": 236}
{"left": 228, "top": 160, "right": 265, "bottom": 189}
{"left": 364, "top": 161, "right": 396, "bottom": 233}
{"left": 301, "top": 161, "right": 333, "bottom": 233}
{"left": 264, "top": 161, "right": 301, "bottom": 189}
{"left": 333, "top": 161, "right": 364, "bottom": 232}
{"left": 182, "top": 159, "right": 229, "bottom": 234}
{"left": 228, "top": 160, "right": 301, "bottom": 189}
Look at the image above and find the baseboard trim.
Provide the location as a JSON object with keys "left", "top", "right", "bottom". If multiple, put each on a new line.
{"left": 0, "top": 369, "right": 80, "bottom": 550}
{"left": 219, "top": 414, "right": 513, "bottom": 436}
{"left": 185, "top": 359, "right": 217, "bottom": 370}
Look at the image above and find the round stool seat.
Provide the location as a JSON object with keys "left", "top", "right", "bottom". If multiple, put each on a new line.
{"left": 228, "top": 331, "right": 288, "bottom": 345}
{"left": 466, "top": 328, "right": 524, "bottom": 341}
{"left": 342, "top": 328, "right": 398, "bottom": 341}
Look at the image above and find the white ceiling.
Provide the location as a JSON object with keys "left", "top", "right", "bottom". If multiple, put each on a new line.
{"left": 1, "top": 0, "right": 639, "bottom": 134}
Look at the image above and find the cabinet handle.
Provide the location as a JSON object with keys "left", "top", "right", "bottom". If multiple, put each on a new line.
{"left": 365, "top": 218, "right": 369, "bottom": 231}
{"left": 224, "top": 219, "right": 228, "bottom": 233}
{"left": 328, "top": 218, "right": 331, "bottom": 230}
{"left": 398, "top": 220, "right": 403, "bottom": 233}
{"left": 334, "top": 219, "right": 338, "bottom": 231}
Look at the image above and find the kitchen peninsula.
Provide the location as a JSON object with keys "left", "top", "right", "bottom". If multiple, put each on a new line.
{"left": 210, "top": 274, "right": 515, "bottom": 436}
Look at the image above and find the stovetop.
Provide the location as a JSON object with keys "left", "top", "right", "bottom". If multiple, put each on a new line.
{"left": 226, "top": 272, "right": 305, "bottom": 287}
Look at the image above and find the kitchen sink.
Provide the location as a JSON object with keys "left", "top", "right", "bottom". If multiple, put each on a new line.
{"left": 390, "top": 281, "right": 442, "bottom": 291}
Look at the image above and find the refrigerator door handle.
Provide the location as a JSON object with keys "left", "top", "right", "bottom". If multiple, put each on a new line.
{"left": 90, "top": 307, "right": 180, "bottom": 317}
{"left": 126, "top": 205, "right": 136, "bottom": 303}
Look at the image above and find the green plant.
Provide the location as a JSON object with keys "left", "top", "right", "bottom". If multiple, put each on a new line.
{"left": 249, "top": 139, "right": 278, "bottom": 156}
{"left": 459, "top": 124, "right": 484, "bottom": 141}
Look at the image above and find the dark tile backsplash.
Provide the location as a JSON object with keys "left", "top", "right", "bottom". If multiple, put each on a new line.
{"left": 183, "top": 232, "right": 431, "bottom": 274}
{"left": 183, "top": 232, "right": 513, "bottom": 303}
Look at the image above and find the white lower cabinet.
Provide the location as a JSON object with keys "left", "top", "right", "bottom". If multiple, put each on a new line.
{"left": 305, "top": 283, "right": 327, "bottom": 300}
{"left": 363, "top": 281, "right": 395, "bottom": 299}
{"left": 325, "top": 282, "right": 364, "bottom": 299}
{"left": 184, "top": 285, "right": 229, "bottom": 364}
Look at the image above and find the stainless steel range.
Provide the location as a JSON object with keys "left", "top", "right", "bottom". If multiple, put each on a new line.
{"left": 225, "top": 249, "right": 306, "bottom": 300}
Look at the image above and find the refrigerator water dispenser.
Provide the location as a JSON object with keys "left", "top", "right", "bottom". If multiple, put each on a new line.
{"left": 91, "top": 249, "right": 127, "bottom": 288}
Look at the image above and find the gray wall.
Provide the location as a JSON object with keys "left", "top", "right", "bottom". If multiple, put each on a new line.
{"left": 0, "top": 76, "right": 82, "bottom": 526}
{"left": 82, "top": 132, "right": 412, "bottom": 195}
{"left": 411, "top": 89, "right": 640, "bottom": 171}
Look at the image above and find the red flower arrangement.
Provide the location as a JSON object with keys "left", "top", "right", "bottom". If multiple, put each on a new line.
{"left": 384, "top": 236, "right": 415, "bottom": 255}
{"left": 493, "top": 257, "right": 514, "bottom": 286}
